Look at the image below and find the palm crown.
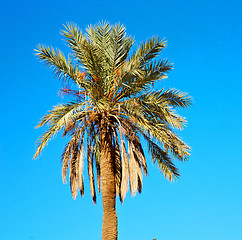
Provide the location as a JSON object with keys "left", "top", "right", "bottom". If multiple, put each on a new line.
{"left": 34, "top": 22, "right": 192, "bottom": 240}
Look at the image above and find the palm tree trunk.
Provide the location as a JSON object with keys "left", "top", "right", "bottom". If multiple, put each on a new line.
{"left": 100, "top": 127, "right": 118, "bottom": 240}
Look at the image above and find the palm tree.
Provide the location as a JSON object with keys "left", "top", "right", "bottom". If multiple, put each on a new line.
{"left": 33, "top": 22, "right": 192, "bottom": 240}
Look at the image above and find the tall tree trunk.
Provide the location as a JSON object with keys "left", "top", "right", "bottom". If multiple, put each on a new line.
{"left": 100, "top": 126, "right": 118, "bottom": 240}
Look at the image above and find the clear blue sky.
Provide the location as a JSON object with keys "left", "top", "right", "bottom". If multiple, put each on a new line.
{"left": 0, "top": 0, "right": 241, "bottom": 239}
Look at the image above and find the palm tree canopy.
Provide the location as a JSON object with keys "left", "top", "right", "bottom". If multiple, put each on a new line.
{"left": 34, "top": 22, "right": 192, "bottom": 203}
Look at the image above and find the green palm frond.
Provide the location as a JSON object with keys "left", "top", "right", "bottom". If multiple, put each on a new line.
{"left": 35, "top": 45, "right": 80, "bottom": 85}
{"left": 159, "top": 88, "right": 193, "bottom": 108}
{"left": 34, "top": 102, "right": 90, "bottom": 159}
{"left": 121, "top": 99, "right": 190, "bottom": 161}
{"left": 115, "top": 59, "right": 172, "bottom": 101}
{"left": 90, "top": 21, "right": 112, "bottom": 70}
{"left": 34, "top": 124, "right": 61, "bottom": 159}
{"left": 61, "top": 23, "right": 84, "bottom": 50}
{"left": 130, "top": 36, "right": 166, "bottom": 67}
{"left": 137, "top": 91, "right": 188, "bottom": 129}
{"left": 62, "top": 23, "right": 103, "bottom": 80}
{"left": 108, "top": 24, "right": 133, "bottom": 73}
{"left": 144, "top": 135, "right": 180, "bottom": 181}
{"left": 36, "top": 101, "right": 84, "bottom": 128}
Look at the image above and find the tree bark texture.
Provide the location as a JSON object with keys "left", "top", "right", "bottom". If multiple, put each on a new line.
{"left": 100, "top": 127, "right": 118, "bottom": 240}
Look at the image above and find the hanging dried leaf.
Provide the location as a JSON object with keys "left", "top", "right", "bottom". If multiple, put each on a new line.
{"left": 62, "top": 139, "right": 74, "bottom": 183}
{"left": 76, "top": 143, "right": 84, "bottom": 196}
{"left": 120, "top": 139, "right": 129, "bottom": 202}
{"left": 87, "top": 144, "right": 96, "bottom": 204}
{"left": 128, "top": 141, "right": 138, "bottom": 196}
{"left": 113, "top": 132, "right": 122, "bottom": 197}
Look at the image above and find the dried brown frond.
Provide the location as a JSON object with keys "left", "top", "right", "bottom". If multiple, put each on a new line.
{"left": 62, "top": 142, "right": 73, "bottom": 183}
{"left": 113, "top": 131, "right": 122, "bottom": 197}
{"left": 59, "top": 87, "right": 86, "bottom": 99}
{"left": 128, "top": 141, "right": 138, "bottom": 196}
{"left": 131, "top": 141, "right": 144, "bottom": 194}
{"left": 132, "top": 137, "right": 147, "bottom": 176}
{"left": 87, "top": 143, "right": 97, "bottom": 204}
{"left": 70, "top": 174, "right": 78, "bottom": 199}
{"left": 96, "top": 161, "right": 101, "bottom": 194}
{"left": 120, "top": 138, "right": 129, "bottom": 201}
{"left": 63, "top": 120, "right": 76, "bottom": 136}
{"left": 69, "top": 134, "right": 80, "bottom": 199}
{"left": 76, "top": 142, "right": 84, "bottom": 196}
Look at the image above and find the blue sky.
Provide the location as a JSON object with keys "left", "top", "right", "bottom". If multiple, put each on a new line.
{"left": 0, "top": 0, "right": 242, "bottom": 239}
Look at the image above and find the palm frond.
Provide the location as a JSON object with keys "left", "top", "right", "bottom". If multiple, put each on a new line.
{"left": 121, "top": 99, "right": 190, "bottom": 161}
{"left": 120, "top": 137, "right": 129, "bottom": 202}
{"left": 93, "top": 135, "right": 101, "bottom": 194}
{"left": 128, "top": 141, "right": 138, "bottom": 196}
{"left": 130, "top": 37, "right": 166, "bottom": 68}
{"left": 62, "top": 23, "right": 103, "bottom": 81}
{"left": 61, "top": 141, "right": 72, "bottom": 184}
{"left": 34, "top": 102, "right": 88, "bottom": 159}
{"left": 91, "top": 21, "right": 112, "bottom": 70}
{"left": 33, "top": 124, "right": 60, "bottom": 159}
{"left": 70, "top": 142, "right": 79, "bottom": 199}
{"left": 158, "top": 88, "right": 193, "bottom": 108}
{"left": 36, "top": 101, "right": 83, "bottom": 128}
{"left": 137, "top": 91, "right": 189, "bottom": 129}
{"left": 108, "top": 24, "right": 133, "bottom": 75}
{"left": 87, "top": 133, "right": 97, "bottom": 204}
{"left": 76, "top": 141, "right": 84, "bottom": 196}
{"left": 143, "top": 134, "right": 180, "bottom": 181}
{"left": 112, "top": 130, "right": 122, "bottom": 197}
{"left": 35, "top": 45, "right": 80, "bottom": 85}
{"left": 115, "top": 59, "right": 172, "bottom": 101}
{"left": 61, "top": 23, "right": 84, "bottom": 50}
